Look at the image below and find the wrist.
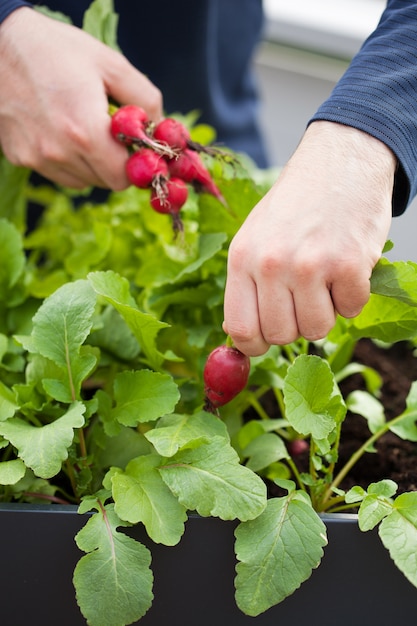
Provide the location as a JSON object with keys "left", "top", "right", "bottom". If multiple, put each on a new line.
{"left": 305, "top": 120, "right": 397, "bottom": 177}
{"left": 0, "top": 3, "right": 32, "bottom": 29}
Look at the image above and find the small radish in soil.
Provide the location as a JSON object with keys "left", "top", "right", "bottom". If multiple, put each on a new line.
{"left": 150, "top": 177, "right": 188, "bottom": 234}
{"left": 126, "top": 148, "right": 169, "bottom": 201}
{"left": 203, "top": 345, "right": 250, "bottom": 412}
{"left": 110, "top": 105, "right": 177, "bottom": 157}
{"left": 153, "top": 118, "right": 191, "bottom": 151}
{"left": 287, "top": 439, "right": 309, "bottom": 458}
{"left": 169, "top": 149, "right": 226, "bottom": 205}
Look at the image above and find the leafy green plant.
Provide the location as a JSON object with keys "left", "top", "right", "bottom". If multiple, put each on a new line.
{"left": 2, "top": 1, "right": 417, "bottom": 624}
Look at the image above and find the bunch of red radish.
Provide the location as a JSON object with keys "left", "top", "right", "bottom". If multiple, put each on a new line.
{"left": 110, "top": 104, "right": 226, "bottom": 234}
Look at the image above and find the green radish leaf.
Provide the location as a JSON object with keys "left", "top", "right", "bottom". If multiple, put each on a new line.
{"left": 73, "top": 503, "right": 153, "bottom": 626}
{"left": 159, "top": 436, "right": 267, "bottom": 521}
{"left": 82, "top": 0, "right": 121, "bottom": 51}
{"left": 0, "top": 156, "right": 30, "bottom": 231}
{"left": 30, "top": 280, "right": 96, "bottom": 363}
{"left": 0, "top": 382, "right": 19, "bottom": 420}
{"left": 110, "top": 454, "right": 187, "bottom": 545}
{"left": 0, "top": 458, "right": 26, "bottom": 485}
{"left": 389, "top": 381, "right": 417, "bottom": 441}
{"left": 283, "top": 354, "right": 346, "bottom": 440}
{"left": 88, "top": 270, "right": 169, "bottom": 369}
{"left": 243, "top": 432, "right": 289, "bottom": 472}
{"left": 22, "top": 280, "right": 97, "bottom": 401}
{"left": 371, "top": 257, "right": 417, "bottom": 306}
{"left": 346, "top": 390, "right": 385, "bottom": 434}
{"left": 379, "top": 492, "right": 417, "bottom": 588}
{"left": 0, "top": 219, "right": 26, "bottom": 298}
{"left": 0, "top": 402, "right": 85, "bottom": 478}
{"left": 173, "top": 233, "right": 227, "bottom": 282}
{"left": 357, "top": 480, "right": 398, "bottom": 531}
{"left": 145, "top": 410, "right": 229, "bottom": 457}
{"left": 111, "top": 370, "right": 180, "bottom": 426}
{"left": 234, "top": 494, "right": 327, "bottom": 616}
{"left": 66, "top": 221, "right": 112, "bottom": 276}
{"left": 350, "top": 294, "right": 417, "bottom": 342}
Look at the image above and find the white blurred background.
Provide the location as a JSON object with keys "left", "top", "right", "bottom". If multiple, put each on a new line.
{"left": 253, "top": 0, "right": 417, "bottom": 262}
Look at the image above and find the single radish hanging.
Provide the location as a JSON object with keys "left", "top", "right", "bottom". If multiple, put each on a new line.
{"left": 150, "top": 177, "right": 188, "bottom": 234}
{"left": 110, "top": 104, "right": 149, "bottom": 145}
{"left": 110, "top": 105, "right": 177, "bottom": 157}
{"left": 203, "top": 345, "right": 250, "bottom": 413}
{"left": 153, "top": 118, "right": 191, "bottom": 151}
{"left": 126, "top": 148, "right": 169, "bottom": 202}
{"left": 169, "top": 149, "right": 226, "bottom": 205}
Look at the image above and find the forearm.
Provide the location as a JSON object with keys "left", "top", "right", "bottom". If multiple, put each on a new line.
{"left": 309, "top": 0, "right": 417, "bottom": 215}
{"left": 0, "top": 1, "right": 32, "bottom": 24}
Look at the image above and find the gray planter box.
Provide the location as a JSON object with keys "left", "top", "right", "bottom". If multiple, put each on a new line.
{"left": 0, "top": 503, "right": 415, "bottom": 625}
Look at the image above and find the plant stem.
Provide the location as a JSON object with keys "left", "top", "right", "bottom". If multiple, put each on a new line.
{"left": 78, "top": 428, "right": 88, "bottom": 461}
{"left": 65, "top": 459, "right": 78, "bottom": 498}
{"left": 22, "top": 492, "right": 72, "bottom": 505}
{"left": 286, "top": 456, "right": 307, "bottom": 491}
{"left": 273, "top": 387, "right": 286, "bottom": 418}
{"left": 322, "top": 409, "right": 417, "bottom": 506}
{"left": 248, "top": 394, "right": 271, "bottom": 421}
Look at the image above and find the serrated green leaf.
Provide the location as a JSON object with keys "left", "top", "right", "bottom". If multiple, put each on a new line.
{"left": 111, "top": 370, "right": 179, "bottom": 426}
{"left": 27, "top": 280, "right": 97, "bottom": 400}
{"left": 243, "top": 433, "right": 289, "bottom": 472}
{"left": 379, "top": 492, "right": 417, "bottom": 588}
{"left": 390, "top": 381, "right": 417, "bottom": 441}
{"left": 0, "top": 156, "right": 30, "bottom": 231}
{"left": 350, "top": 294, "right": 417, "bottom": 342}
{"left": 284, "top": 354, "right": 345, "bottom": 440}
{"left": 0, "top": 381, "right": 19, "bottom": 420}
{"left": 111, "top": 454, "right": 187, "bottom": 545}
{"left": 172, "top": 233, "right": 227, "bottom": 283}
{"left": 145, "top": 410, "right": 229, "bottom": 457}
{"left": 0, "top": 219, "right": 26, "bottom": 297}
{"left": 74, "top": 504, "right": 153, "bottom": 626}
{"left": 160, "top": 437, "right": 266, "bottom": 521}
{"left": 358, "top": 495, "right": 395, "bottom": 531}
{"left": 88, "top": 270, "right": 168, "bottom": 369}
{"left": 346, "top": 390, "right": 385, "bottom": 434}
{"left": 0, "top": 402, "right": 85, "bottom": 478}
{"left": 88, "top": 305, "right": 140, "bottom": 361}
{"left": 0, "top": 458, "right": 26, "bottom": 484}
{"left": 345, "top": 485, "right": 366, "bottom": 503}
{"left": 371, "top": 257, "right": 417, "bottom": 306}
{"left": 234, "top": 494, "right": 327, "bottom": 616}
{"left": 82, "top": 0, "right": 121, "bottom": 51}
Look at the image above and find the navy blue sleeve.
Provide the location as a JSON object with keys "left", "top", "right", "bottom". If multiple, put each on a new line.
{"left": 309, "top": 0, "right": 417, "bottom": 215}
{"left": 0, "top": 1, "right": 32, "bottom": 24}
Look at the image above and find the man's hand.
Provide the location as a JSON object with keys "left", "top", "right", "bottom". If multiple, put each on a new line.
{"left": 0, "top": 7, "right": 163, "bottom": 189}
{"left": 224, "top": 121, "right": 397, "bottom": 355}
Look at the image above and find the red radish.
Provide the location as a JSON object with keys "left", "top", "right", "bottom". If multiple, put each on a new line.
{"left": 287, "top": 439, "right": 309, "bottom": 457}
{"left": 169, "top": 149, "right": 226, "bottom": 205}
{"left": 150, "top": 177, "right": 188, "bottom": 214}
{"left": 126, "top": 149, "right": 168, "bottom": 189}
{"left": 110, "top": 105, "right": 177, "bottom": 157}
{"left": 153, "top": 118, "right": 191, "bottom": 151}
{"left": 110, "top": 105, "right": 149, "bottom": 145}
{"left": 203, "top": 345, "right": 250, "bottom": 412}
{"left": 150, "top": 177, "right": 188, "bottom": 234}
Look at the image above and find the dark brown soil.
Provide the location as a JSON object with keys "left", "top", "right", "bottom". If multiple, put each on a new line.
{"left": 337, "top": 338, "right": 417, "bottom": 494}
{"left": 250, "top": 338, "right": 417, "bottom": 498}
